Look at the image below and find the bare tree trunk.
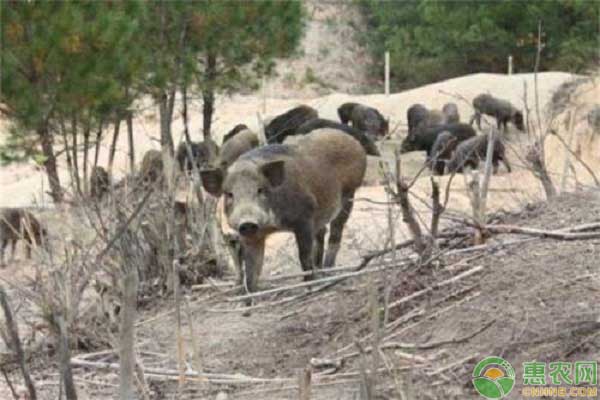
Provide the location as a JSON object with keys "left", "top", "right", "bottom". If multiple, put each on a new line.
{"left": 60, "top": 117, "right": 75, "bottom": 191}
{"left": 0, "top": 285, "right": 37, "bottom": 400}
{"left": 181, "top": 84, "right": 237, "bottom": 276}
{"left": 108, "top": 118, "right": 121, "bottom": 176}
{"left": 82, "top": 121, "right": 91, "bottom": 196}
{"left": 202, "top": 52, "right": 217, "bottom": 140}
{"left": 93, "top": 121, "right": 103, "bottom": 170}
{"left": 126, "top": 111, "right": 135, "bottom": 174}
{"left": 159, "top": 91, "right": 175, "bottom": 156}
{"left": 479, "top": 128, "right": 497, "bottom": 221}
{"left": 119, "top": 267, "right": 138, "bottom": 400}
{"left": 394, "top": 152, "right": 426, "bottom": 256}
{"left": 71, "top": 115, "right": 81, "bottom": 196}
{"left": 56, "top": 314, "right": 77, "bottom": 400}
{"left": 38, "top": 123, "right": 63, "bottom": 203}
{"left": 527, "top": 142, "right": 557, "bottom": 199}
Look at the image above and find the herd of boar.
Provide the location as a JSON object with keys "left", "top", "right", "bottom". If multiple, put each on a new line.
{"left": 2, "top": 93, "right": 527, "bottom": 294}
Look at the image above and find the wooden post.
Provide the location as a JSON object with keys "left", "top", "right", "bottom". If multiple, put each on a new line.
{"left": 262, "top": 75, "right": 267, "bottom": 114}
{"left": 508, "top": 55, "right": 513, "bottom": 75}
{"left": 384, "top": 51, "right": 390, "bottom": 96}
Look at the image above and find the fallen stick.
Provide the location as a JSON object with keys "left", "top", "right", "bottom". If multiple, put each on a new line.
{"left": 70, "top": 354, "right": 292, "bottom": 384}
{"left": 386, "top": 265, "right": 484, "bottom": 311}
{"left": 484, "top": 224, "right": 600, "bottom": 240}
{"left": 381, "top": 319, "right": 495, "bottom": 351}
{"left": 425, "top": 353, "right": 479, "bottom": 377}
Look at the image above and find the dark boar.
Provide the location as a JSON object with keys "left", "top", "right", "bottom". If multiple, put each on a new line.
{"left": 140, "top": 149, "right": 164, "bottom": 184}
{"left": 90, "top": 166, "right": 111, "bottom": 200}
{"left": 176, "top": 139, "right": 219, "bottom": 173}
{"left": 400, "top": 123, "right": 476, "bottom": 157}
{"left": 0, "top": 208, "right": 48, "bottom": 266}
{"left": 223, "top": 124, "right": 249, "bottom": 144}
{"left": 447, "top": 133, "right": 511, "bottom": 174}
{"left": 337, "top": 102, "right": 359, "bottom": 125}
{"left": 200, "top": 129, "right": 366, "bottom": 292}
{"left": 587, "top": 105, "right": 600, "bottom": 134}
{"left": 265, "top": 105, "right": 318, "bottom": 144}
{"left": 429, "top": 131, "right": 458, "bottom": 175}
{"left": 296, "top": 118, "right": 380, "bottom": 156}
{"left": 338, "top": 103, "right": 388, "bottom": 139}
{"left": 407, "top": 104, "right": 429, "bottom": 134}
{"left": 471, "top": 93, "right": 524, "bottom": 132}
{"left": 219, "top": 128, "right": 260, "bottom": 171}
{"left": 442, "top": 102, "right": 460, "bottom": 124}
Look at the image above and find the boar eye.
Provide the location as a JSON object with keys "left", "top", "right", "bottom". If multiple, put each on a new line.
{"left": 257, "top": 187, "right": 266, "bottom": 195}
{"left": 225, "top": 192, "right": 233, "bottom": 200}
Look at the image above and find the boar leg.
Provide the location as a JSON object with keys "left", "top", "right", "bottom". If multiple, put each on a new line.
{"left": 314, "top": 227, "right": 327, "bottom": 269}
{"left": 240, "top": 239, "right": 265, "bottom": 293}
{"left": 10, "top": 239, "right": 17, "bottom": 262}
{"left": 0, "top": 239, "right": 7, "bottom": 266}
{"left": 323, "top": 191, "right": 355, "bottom": 268}
{"left": 294, "top": 224, "right": 315, "bottom": 280}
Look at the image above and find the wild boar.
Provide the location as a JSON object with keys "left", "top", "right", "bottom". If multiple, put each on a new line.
{"left": 176, "top": 139, "right": 219, "bottom": 173}
{"left": 265, "top": 105, "right": 318, "bottom": 144}
{"left": 442, "top": 102, "right": 460, "bottom": 124}
{"left": 0, "top": 208, "right": 48, "bottom": 266}
{"left": 223, "top": 124, "right": 249, "bottom": 144}
{"left": 447, "top": 133, "right": 511, "bottom": 174}
{"left": 90, "top": 166, "right": 110, "bottom": 200}
{"left": 407, "top": 104, "right": 429, "bottom": 134}
{"left": 400, "top": 123, "right": 476, "bottom": 157}
{"left": 471, "top": 93, "right": 524, "bottom": 132}
{"left": 200, "top": 129, "right": 366, "bottom": 292}
{"left": 296, "top": 118, "right": 380, "bottom": 156}
{"left": 140, "top": 149, "right": 164, "bottom": 184}
{"left": 338, "top": 103, "right": 389, "bottom": 139}
{"left": 429, "top": 131, "right": 458, "bottom": 175}
{"left": 587, "top": 105, "right": 600, "bottom": 134}
{"left": 219, "top": 128, "right": 260, "bottom": 171}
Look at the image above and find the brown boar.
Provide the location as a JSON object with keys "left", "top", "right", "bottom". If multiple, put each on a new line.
{"left": 218, "top": 128, "right": 260, "bottom": 171}
{"left": 0, "top": 208, "right": 47, "bottom": 266}
{"left": 200, "top": 129, "right": 366, "bottom": 292}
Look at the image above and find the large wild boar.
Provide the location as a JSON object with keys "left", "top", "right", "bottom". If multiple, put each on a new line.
{"left": 296, "top": 118, "right": 380, "bottom": 156}
{"left": 90, "top": 166, "right": 111, "bottom": 200}
{"left": 201, "top": 129, "right": 366, "bottom": 292}
{"left": 265, "top": 105, "right": 318, "bottom": 144}
{"left": 176, "top": 139, "right": 219, "bottom": 173}
{"left": 338, "top": 103, "right": 389, "bottom": 139}
{"left": 0, "top": 208, "right": 48, "bottom": 266}
{"left": 471, "top": 93, "right": 524, "bottom": 132}
{"left": 447, "top": 133, "right": 511, "bottom": 174}
{"left": 219, "top": 128, "right": 260, "bottom": 171}
{"left": 400, "top": 123, "right": 476, "bottom": 157}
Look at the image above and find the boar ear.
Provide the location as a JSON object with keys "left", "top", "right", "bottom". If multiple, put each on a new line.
{"left": 261, "top": 160, "right": 285, "bottom": 187}
{"left": 200, "top": 168, "right": 224, "bottom": 196}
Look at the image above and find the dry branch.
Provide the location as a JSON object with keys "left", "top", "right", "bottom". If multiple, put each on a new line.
{"left": 387, "top": 265, "right": 483, "bottom": 311}
{"left": 0, "top": 285, "right": 37, "bottom": 400}
{"left": 482, "top": 224, "right": 600, "bottom": 240}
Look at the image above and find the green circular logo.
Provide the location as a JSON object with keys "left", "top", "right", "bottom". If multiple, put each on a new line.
{"left": 472, "top": 356, "right": 516, "bottom": 399}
